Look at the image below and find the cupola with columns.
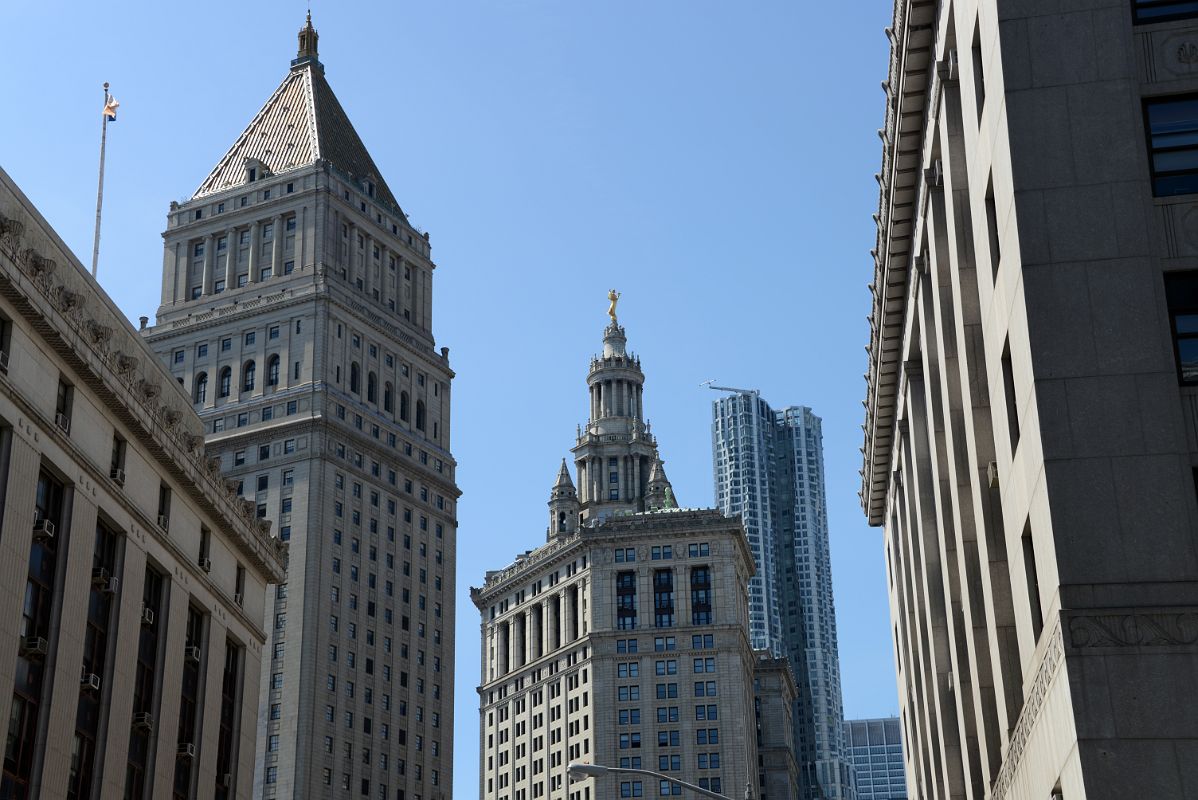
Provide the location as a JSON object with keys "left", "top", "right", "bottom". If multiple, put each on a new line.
{"left": 548, "top": 295, "right": 675, "bottom": 527}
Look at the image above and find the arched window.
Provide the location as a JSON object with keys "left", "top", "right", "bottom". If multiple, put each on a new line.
{"left": 384, "top": 382, "right": 393, "bottom": 413}
{"left": 400, "top": 391, "right": 410, "bottom": 422}
{"left": 416, "top": 400, "right": 426, "bottom": 431}
{"left": 267, "top": 355, "right": 280, "bottom": 387}
{"left": 243, "top": 360, "right": 256, "bottom": 392}
{"left": 350, "top": 363, "right": 361, "bottom": 394}
{"left": 219, "top": 367, "right": 232, "bottom": 398}
{"left": 368, "top": 372, "right": 378, "bottom": 404}
{"left": 194, "top": 372, "right": 208, "bottom": 404}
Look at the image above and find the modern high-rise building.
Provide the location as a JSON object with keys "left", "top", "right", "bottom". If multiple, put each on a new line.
{"left": 473, "top": 311, "right": 788, "bottom": 800}
{"left": 0, "top": 168, "right": 286, "bottom": 798}
{"left": 863, "top": 2, "right": 1198, "bottom": 799}
{"left": 144, "top": 17, "right": 460, "bottom": 799}
{"left": 842, "top": 719, "right": 905, "bottom": 800}
{"left": 712, "top": 393, "right": 852, "bottom": 800}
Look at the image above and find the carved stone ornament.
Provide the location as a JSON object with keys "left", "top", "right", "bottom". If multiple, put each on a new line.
{"left": 224, "top": 477, "right": 240, "bottom": 495}
{"left": 183, "top": 433, "right": 205, "bottom": 453}
{"left": 22, "top": 249, "right": 56, "bottom": 284}
{"left": 1068, "top": 611, "right": 1198, "bottom": 648}
{"left": 115, "top": 353, "right": 139, "bottom": 376}
{"left": 84, "top": 319, "right": 113, "bottom": 349}
{"left": 56, "top": 287, "right": 84, "bottom": 314}
{"left": 136, "top": 379, "right": 161, "bottom": 402}
{"left": 161, "top": 406, "right": 182, "bottom": 429}
{"left": 0, "top": 212, "right": 23, "bottom": 247}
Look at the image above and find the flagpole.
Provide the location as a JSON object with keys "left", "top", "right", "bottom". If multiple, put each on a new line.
{"left": 91, "top": 81, "right": 109, "bottom": 278}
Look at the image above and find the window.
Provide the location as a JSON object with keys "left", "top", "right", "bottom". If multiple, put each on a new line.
{"left": 1165, "top": 271, "right": 1198, "bottom": 383}
{"left": 173, "top": 349, "right": 185, "bottom": 364}
{"left": 243, "top": 361, "right": 257, "bottom": 392}
{"left": 614, "top": 548, "right": 635, "bottom": 562}
{"left": 194, "top": 372, "right": 208, "bottom": 403}
{"left": 1134, "top": 0, "right": 1198, "bottom": 23}
{"left": 196, "top": 342, "right": 208, "bottom": 358}
{"left": 221, "top": 337, "right": 232, "bottom": 352}
{"left": 218, "top": 367, "right": 231, "bottom": 398}
{"left": 971, "top": 21, "right": 985, "bottom": 123}
{"left": 267, "top": 355, "right": 280, "bottom": 387}
{"left": 1023, "top": 521, "right": 1044, "bottom": 642}
{"left": 245, "top": 331, "right": 256, "bottom": 346}
{"left": 690, "top": 567, "right": 712, "bottom": 625}
{"left": 1001, "top": 339, "right": 1019, "bottom": 449}
{"left": 1146, "top": 95, "right": 1198, "bottom": 196}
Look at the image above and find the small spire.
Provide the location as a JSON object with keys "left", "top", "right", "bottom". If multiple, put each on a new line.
{"left": 554, "top": 459, "right": 575, "bottom": 489}
{"left": 648, "top": 457, "right": 667, "bottom": 485}
{"left": 295, "top": 11, "right": 320, "bottom": 64}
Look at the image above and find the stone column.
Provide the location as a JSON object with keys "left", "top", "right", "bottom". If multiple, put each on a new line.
{"left": 362, "top": 235, "right": 373, "bottom": 297}
{"left": 246, "top": 221, "right": 259, "bottom": 284}
{"left": 33, "top": 492, "right": 98, "bottom": 799}
{"left": 0, "top": 434, "right": 40, "bottom": 734}
{"left": 201, "top": 233, "right": 216, "bottom": 295}
{"left": 224, "top": 229, "right": 237, "bottom": 288}
{"left": 97, "top": 540, "right": 148, "bottom": 796}
{"left": 150, "top": 575, "right": 192, "bottom": 800}
{"left": 270, "top": 214, "right": 283, "bottom": 278}
{"left": 578, "top": 578, "right": 586, "bottom": 636}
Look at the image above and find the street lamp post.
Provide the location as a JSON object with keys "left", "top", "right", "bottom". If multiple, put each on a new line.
{"left": 567, "top": 762, "right": 751, "bottom": 800}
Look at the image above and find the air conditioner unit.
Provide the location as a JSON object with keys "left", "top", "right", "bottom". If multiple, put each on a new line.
{"left": 176, "top": 742, "right": 196, "bottom": 760}
{"left": 32, "top": 517, "right": 55, "bottom": 541}
{"left": 19, "top": 636, "right": 49, "bottom": 659}
{"left": 0, "top": 350, "right": 9, "bottom": 373}
{"left": 140, "top": 606, "right": 155, "bottom": 627}
{"left": 924, "top": 159, "right": 943, "bottom": 188}
{"left": 132, "top": 712, "right": 154, "bottom": 732}
{"left": 80, "top": 672, "right": 101, "bottom": 693}
{"left": 91, "top": 567, "right": 110, "bottom": 586}
{"left": 199, "top": 557, "right": 212, "bottom": 573}
{"left": 218, "top": 773, "right": 233, "bottom": 789}
{"left": 100, "top": 577, "right": 119, "bottom": 595}
{"left": 234, "top": 592, "right": 244, "bottom": 607}
{"left": 157, "top": 514, "right": 170, "bottom": 532}
{"left": 937, "top": 48, "right": 959, "bottom": 82}
{"left": 54, "top": 412, "right": 71, "bottom": 434}
{"left": 185, "top": 645, "right": 202, "bottom": 664}
{"left": 987, "top": 461, "right": 999, "bottom": 489}
{"left": 110, "top": 466, "right": 126, "bottom": 485}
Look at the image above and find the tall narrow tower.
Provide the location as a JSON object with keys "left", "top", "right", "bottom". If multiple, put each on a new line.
{"left": 712, "top": 395, "right": 852, "bottom": 800}
{"left": 145, "top": 17, "right": 459, "bottom": 799}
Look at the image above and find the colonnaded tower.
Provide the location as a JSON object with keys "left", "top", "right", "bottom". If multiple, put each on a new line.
{"left": 145, "top": 16, "right": 459, "bottom": 799}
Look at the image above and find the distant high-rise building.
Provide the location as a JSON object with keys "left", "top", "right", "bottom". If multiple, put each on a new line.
{"left": 144, "top": 16, "right": 459, "bottom": 799}
{"left": 843, "top": 719, "right": 905, "bottom": 800}
{"left": 473, "top": 310, "right": 790, "bottom": 800}
{"left": 0, "top": 168, "right": 285, "bottom": 799}
{"left": 712, "top": 393, "right": 852, "bottom": 800}
{"left": 863, "top": 2, "right": 1198, "bottom": 799}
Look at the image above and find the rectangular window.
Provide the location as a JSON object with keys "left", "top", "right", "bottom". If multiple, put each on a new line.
{"left": 690, "top": 567, "right": 712, "bottom": 625}
{"left": 1134, "top": 0, "right": 1198, "bottom": 24}
{"left": 1146, "top": 95, "right": 1198, "bottom": 196}
{"left": 1165, "top": 271, "right": 1198, "bottom": 383}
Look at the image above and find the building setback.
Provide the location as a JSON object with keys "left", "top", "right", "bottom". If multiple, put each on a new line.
{"left": 0, "top": 168, "right": 285, "bottom": 799}
{"left": 863, "top": 1, "right": 1198, "bottom": 799}
{"left": 843, "top": 719, "right": 905, "bottom": 800}
{"left": 144, "top": 17, "right": 460, "bottom": 799}
{"left": 473, "top": 313, "right": 792, "bottom": 800}
{"left": 712, "top": 393, "right": 852, "bottom": 800}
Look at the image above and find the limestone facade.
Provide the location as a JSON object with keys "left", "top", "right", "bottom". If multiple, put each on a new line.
{"left": 863, "top": 1, "right": 1198, "bottom": 798}
{"left": 0, "top": 168, "right": 285, "bottom": 800}
{"left": 143, "top": 17, "right": 459, "bottom": 800}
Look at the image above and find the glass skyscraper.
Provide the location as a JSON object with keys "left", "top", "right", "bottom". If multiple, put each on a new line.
{"left": 843, "top": 718, "right": 907, "bottom": 799}
{"left": 712, "top": 391, "right": 853, "bottom": 800}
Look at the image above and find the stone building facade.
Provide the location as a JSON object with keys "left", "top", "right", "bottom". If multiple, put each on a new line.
{"left": 473, "top": 315, "right": 772, "bottom": 800}
{"left": 712, "top": 394, "right": 852, "bottom": 799}
{"left": 143, "top": 17, "right": 459, "bottom": 799}
{"left": 863, "top": 1, "right": 1198, "bottom": 798}
{"left": 0, "top": 168, "right": 285, "bottom": 799}
{"left": 752, "top": 653, "right": 799, "bottom": 800}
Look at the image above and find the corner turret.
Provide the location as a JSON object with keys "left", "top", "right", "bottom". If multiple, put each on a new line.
{"left": 548, "top": 459, "right": 580, "bottom": 540}
{"left": 645, "top": 457, "right": 676, "bottom": 511}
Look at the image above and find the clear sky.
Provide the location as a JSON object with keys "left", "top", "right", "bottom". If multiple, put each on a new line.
{"left": 2, "top": 0, "right": 897, "bottom": 788}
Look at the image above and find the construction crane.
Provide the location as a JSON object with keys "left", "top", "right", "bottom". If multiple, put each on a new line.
{"left": 700, "top": 380, "right": 758, "bottom": 396}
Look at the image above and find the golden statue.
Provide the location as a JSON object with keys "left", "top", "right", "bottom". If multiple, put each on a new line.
{"left": 607, "top": 289, "right": 621, "bottom": 323}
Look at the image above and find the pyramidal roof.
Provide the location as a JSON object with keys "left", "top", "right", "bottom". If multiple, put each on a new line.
{"left": 192, "top": 15, "right": 401, "bottom": 212}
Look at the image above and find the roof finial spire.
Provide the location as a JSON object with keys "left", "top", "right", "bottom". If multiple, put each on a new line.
{"left": 295, "top": 8, "right": 320, "bottom": 65}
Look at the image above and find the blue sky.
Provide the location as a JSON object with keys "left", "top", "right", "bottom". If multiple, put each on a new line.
{"left": 2, "top": 0, "right": 896, "bottom": 786}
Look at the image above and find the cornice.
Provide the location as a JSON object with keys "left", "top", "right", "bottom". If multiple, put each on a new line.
{"left": 0, "top": 179, "right": 286, "bottom": 582}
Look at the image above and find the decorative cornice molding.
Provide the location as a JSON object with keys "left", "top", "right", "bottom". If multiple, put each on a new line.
{"left": 0, "top": 191, "right": 286, "bottom": 581}
{"left": 1066, "top": 607, "right": 1198, "bottom": 650}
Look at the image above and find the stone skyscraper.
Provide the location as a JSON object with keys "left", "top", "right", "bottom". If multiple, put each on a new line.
{"left": 864, "top": 1, "right": 1198, "bottom": 798}
{"left": 712, "top": 393, "right": 852, "bottom": 800}
{"left": 145, "top": 17, "right": 459, "bottom": 799}
{"left": 473, "top": 310, "right": 788, "bottom": 800}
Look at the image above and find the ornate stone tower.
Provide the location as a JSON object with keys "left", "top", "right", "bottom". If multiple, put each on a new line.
{"left": 570, "top": 313, "right": 672, "bottom": 520}
{"left": 547, "top": 459, "right": 580, "bottom": 540}
{"left": 145, "top": 17, "right": 459, "bottom": 800}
